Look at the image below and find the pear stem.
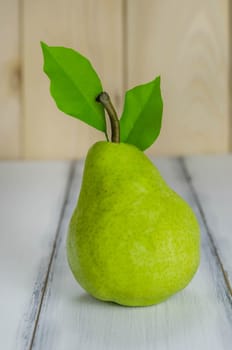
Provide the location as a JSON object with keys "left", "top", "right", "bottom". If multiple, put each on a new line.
{"left": 96, "top": 92, "right": 120, "bottom": 143}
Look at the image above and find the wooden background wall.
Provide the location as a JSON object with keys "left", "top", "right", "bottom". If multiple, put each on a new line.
{"left": 0, "top": 0, "right": 230, "bottom": 159}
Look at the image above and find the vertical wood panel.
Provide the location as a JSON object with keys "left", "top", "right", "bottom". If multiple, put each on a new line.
{"left": 23, "top": 0, "right": 123, "bottom": 159}
{"left": 229, "top": 1, "right": 232, "bottom": 151}
{"left": 127, "top": 0, "right": 229, "bottom": 156}
{"left": 0, "top": 0, "right": 21, "bottom": 159}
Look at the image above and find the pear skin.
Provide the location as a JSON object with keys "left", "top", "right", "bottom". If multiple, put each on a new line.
{"left": 67, "top": 141, "right": 200, "bottom": 306}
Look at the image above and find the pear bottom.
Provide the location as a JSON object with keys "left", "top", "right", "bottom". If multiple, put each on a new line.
{"left": 66, "top": 141, "right": 200, "bottom": 307}
{"left": 67, "top": 208, "right": 200, "bottom": 307}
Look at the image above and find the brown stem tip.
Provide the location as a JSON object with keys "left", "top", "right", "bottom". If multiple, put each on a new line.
{"left": 96, "top": 92, "right": 120, "bottom": 143}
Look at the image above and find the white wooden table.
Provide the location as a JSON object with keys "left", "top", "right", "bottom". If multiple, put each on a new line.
{"left": 0, "top": 156, "right": 232, "bottom": 350}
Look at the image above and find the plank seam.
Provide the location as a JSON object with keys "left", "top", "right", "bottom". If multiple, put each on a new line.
{"left": 27, "top": 161, "right": 76, "bottom": 350}
{"left": 122, "top": 0, "right": 128, "bottom": 92}
{"left": 229, "top": 1, "right": 232, "bottom": 151}
{"left": 179, "top": 157, "right": 232, "bottom": 302}
{"left": 19, "top": 0, "right": 24, "bottom": 158}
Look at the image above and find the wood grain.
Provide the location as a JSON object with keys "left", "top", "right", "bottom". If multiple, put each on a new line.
{"left": 30, "top": 159, "right": 232, "bottom": 350}
{"left": 0, "top": 0, "right": 21, "bottom": 159}
{"left": 126, "top": 0, "right": 229, "bottom": 156}
{"left": 22, "top": 0, "right": 123, "bottom": 159}
{"left": 0, "top": 162, "right": 70, "bottom": 349}
{"left": 184, "top": 155, "right": 232, "bottom": 293}
{"left": 0, "top": 1, "right": 229, "bottom": 159}
{"left": 230, "top": 1, "right": 232, "bottom": 151}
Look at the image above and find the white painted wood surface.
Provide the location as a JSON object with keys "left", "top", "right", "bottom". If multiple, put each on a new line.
{"left": 0, "top": 162, "right": 71, "bottom": 349}
{"left": 0, "top": 157, "right": 232, "bottom": 349}
{"left": 23, "top": 159, "right": 232, "bottom": 349}
{"left": 184, "top": 155, "right": 232, "bottom": 292}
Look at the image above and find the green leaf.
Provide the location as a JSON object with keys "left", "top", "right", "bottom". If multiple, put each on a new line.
{"left": 41, "top": 42, "right": 106, "bottom": 132}
{"left": 120, "top": 76, "right": 163, "bottom": 151}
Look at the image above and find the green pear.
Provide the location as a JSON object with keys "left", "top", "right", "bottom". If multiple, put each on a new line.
{"left": 67, "top": 141, "right": 200, "bottom": 306}
{"left": 41, "top": 44, "right": 200, "bottom": 307}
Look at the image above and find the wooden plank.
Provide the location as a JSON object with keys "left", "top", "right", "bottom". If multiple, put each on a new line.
{"left": 0, "top": 0, "right": 21, "bottom": 159}
{"left": 31, "top": 158, "right": 232, "bottom": 350}
{"left": 0, "top": 162, "right": 71, "bottom": 349}
{"left": 126, "top": 0, "right": 229, "bottom": 155}
{"left": 22, "top": 0, "right": 123, "bottom": 159}
{"left": 184, "top": 155, "right": 232, "bottom": 293}
{"left": 230, "top": 1, "right": 232, "bottom": 151}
